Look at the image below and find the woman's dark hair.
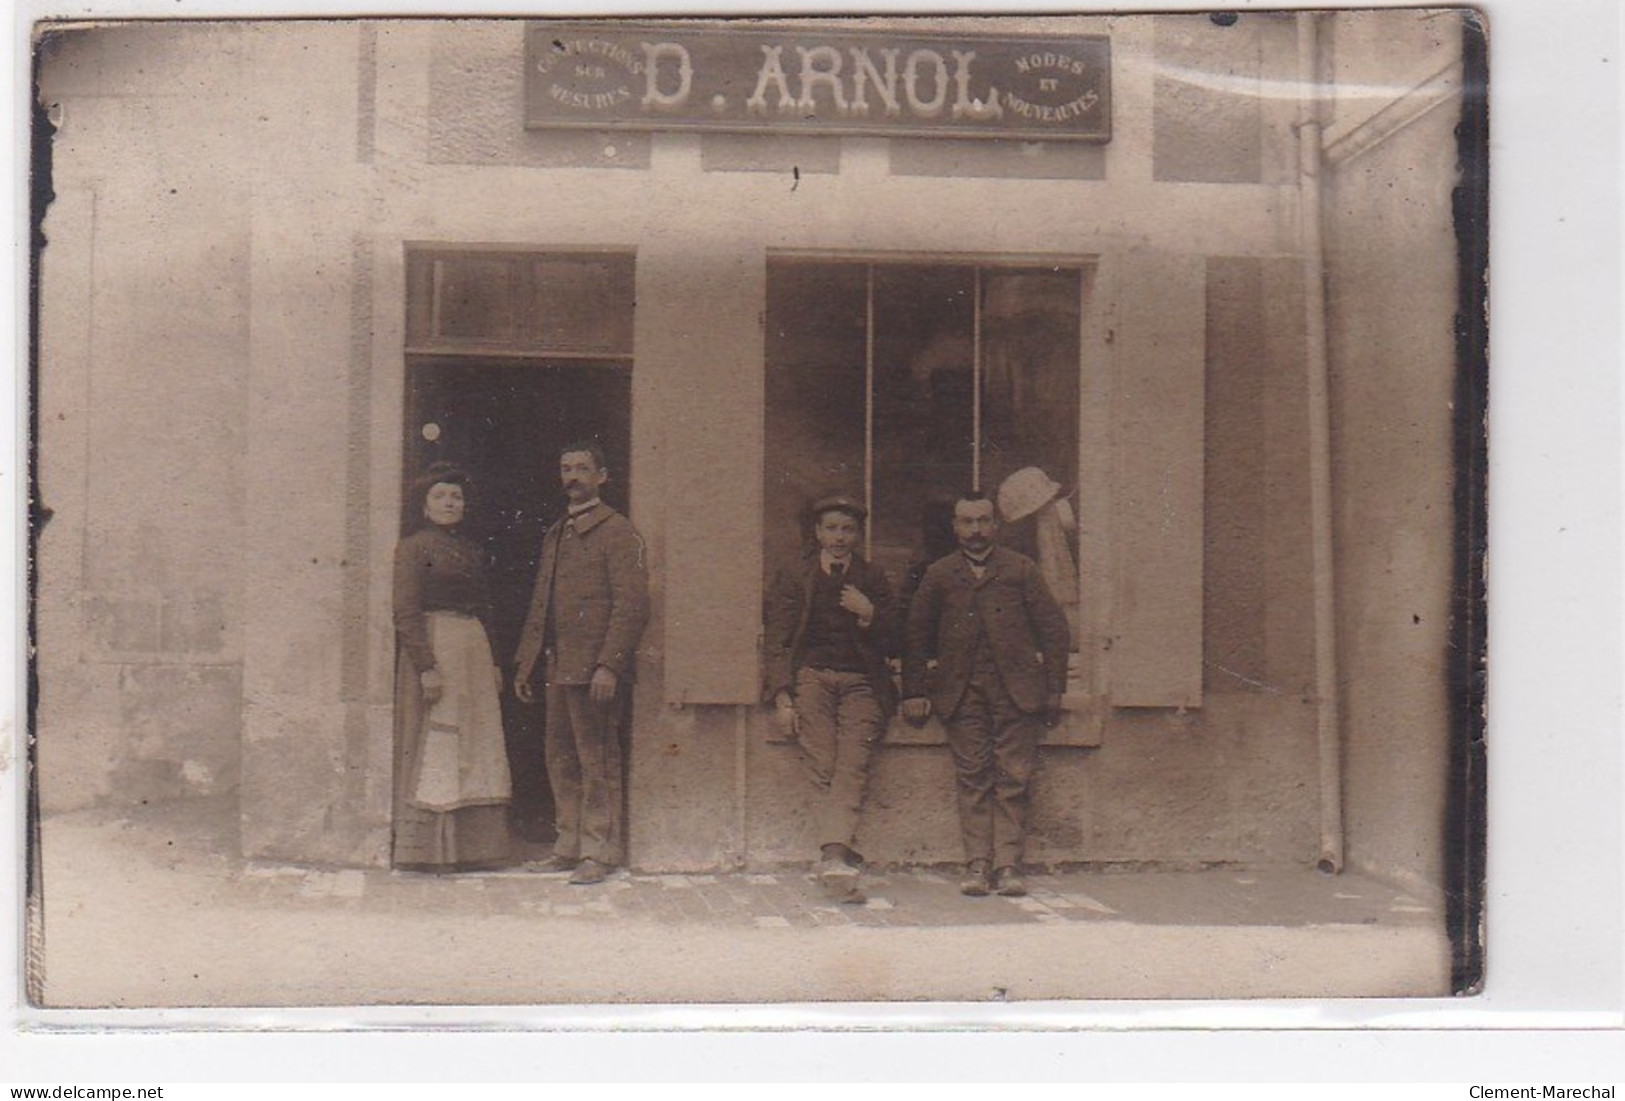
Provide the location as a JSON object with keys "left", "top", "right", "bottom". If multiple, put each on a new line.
{"left": 410, "top": 461, "right": 475, "bottom": 527}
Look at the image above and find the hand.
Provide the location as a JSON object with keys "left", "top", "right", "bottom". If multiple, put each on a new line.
{"left": 515, "top": 677, "right": 536, "bottom": 704}
{"left": 771, "top": 692, "right": 797, "bottom": 737}
{"left": 838, "top": 585, "right": 875, "bottom": 624}
{"left": 492, "top": 666, "right": 505, "bottom": 696}
{"left": 589, "top": 665, "right": 619, "bottom": 706}
{"left": 901, "top": 697, "right": 932, "bottom": 726}
{"left": 420, "top": 669, "right": 443, "bottom": 706}
{"left": 1044, "top": 693, "right": 1064, "bottom": 728}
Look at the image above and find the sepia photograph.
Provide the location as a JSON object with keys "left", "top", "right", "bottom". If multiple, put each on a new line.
{"left": 23, "top": 6, "right": 1488, "bottom": 1011}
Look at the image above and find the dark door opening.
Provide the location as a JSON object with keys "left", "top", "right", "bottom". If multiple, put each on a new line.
{"left": 402, "top": 358, "right": 633, "bottom": 862}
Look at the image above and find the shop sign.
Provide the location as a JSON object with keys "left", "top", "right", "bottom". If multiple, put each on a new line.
{"left": 524, "top": 23, "right": 1111, "bottom": 142}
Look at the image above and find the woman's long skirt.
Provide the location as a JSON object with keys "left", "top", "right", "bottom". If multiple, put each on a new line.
{"left": 392, "top": 612, "right": 513, "bottom": 870}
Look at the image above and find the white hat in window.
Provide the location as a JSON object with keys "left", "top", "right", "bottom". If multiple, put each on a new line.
{"left": 997, "top": 467, "right": 1063, "bottom": 524}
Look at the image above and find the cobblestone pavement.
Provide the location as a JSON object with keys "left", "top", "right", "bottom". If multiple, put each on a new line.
{"left": 29, "top": 800, "right": 1452, "bottom": 1007}
{"left": 60, "top": 795, "right": 1443, "bottom": 932}
{"left": 259, "top": 859, "right": 1435, "bottom": 933}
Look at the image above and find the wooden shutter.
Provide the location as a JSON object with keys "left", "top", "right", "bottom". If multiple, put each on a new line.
{"left": 640, "top": 243, "right": 766, "bottom": 704}
{"left": 1108, "top": 250, "right": 1206, "bottom": 707}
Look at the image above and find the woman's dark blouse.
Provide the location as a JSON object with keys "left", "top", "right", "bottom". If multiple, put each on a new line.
{"left": 392, "top": 526, "right": 495, "bottom": 673}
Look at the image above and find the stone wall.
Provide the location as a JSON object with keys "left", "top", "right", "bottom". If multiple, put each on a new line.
{"left": 1323, "top": 10, "right": 1464, "bottom": 896}
{"left": 36, "top": 24, "right": 255, "bottom": 811}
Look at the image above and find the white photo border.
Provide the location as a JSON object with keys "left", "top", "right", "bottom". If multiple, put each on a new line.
{"left": 3, "top": 0, "right": 1620, "bottom": 1082}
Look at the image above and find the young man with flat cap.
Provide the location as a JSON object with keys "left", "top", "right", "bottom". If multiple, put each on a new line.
{"left": 902, "top": 490, "right": 1071, "bottom": 898}
{"left": 514, "top": 441, "right": 649, "bottom": 886}
{"left": 762, "top": 494, "right": 901, "bottom": 903}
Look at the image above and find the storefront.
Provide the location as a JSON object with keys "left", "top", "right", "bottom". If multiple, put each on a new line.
{"left": 35, "top": 13, "right": 1467, "bottom": 893}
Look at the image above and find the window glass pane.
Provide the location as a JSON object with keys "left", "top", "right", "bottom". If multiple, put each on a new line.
{"left": 980, "top": 267, "right": 1082, "bottom": 643}
{"left": 434, "top": 257, "right": 517, "bottom": 341}
{"left": 527, "top": 256, "right": 635, "bottom": 354}
{"left": 763, "top": 262, "right": 868, "bottom": 577}
{"left": 871, "top": 264, "right": 976, "bottom": 587}
{"left": 762, "top": 259, "right": 1083, "bottom": 642}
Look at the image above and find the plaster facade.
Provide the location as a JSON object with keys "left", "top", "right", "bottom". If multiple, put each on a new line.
{"left": 34, "top": 13, "right": 1470, "bottom": 889}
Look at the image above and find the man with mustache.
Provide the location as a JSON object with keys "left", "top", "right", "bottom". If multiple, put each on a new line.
{"left": 515, "top": 441, "right": 650, "bottom": 885}
{"left": 902, "top": 490, "right": 1071, "bottom": 898}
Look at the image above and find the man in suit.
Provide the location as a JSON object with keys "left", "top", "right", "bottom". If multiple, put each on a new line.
{"left": 762, "top": 494, "right": 900, "bottom": 904}
{"left": 515, "top": 441, "right": 650, "bottom": 885}
{"left": 902, "top": 490, "right": 1071, "bottom": 898}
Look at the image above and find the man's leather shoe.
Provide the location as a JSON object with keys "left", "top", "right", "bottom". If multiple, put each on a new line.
{"left": 994, "top": 866, "right": 1028, "bottom": 897}
{"left": 523, "top": 855, "right": 579, "bottom": 874}
{"left": 568, "top": 858, "right": 614, "bottom": 885}
{"left": 960, "top": 859, "right": 992, "bottom": 897}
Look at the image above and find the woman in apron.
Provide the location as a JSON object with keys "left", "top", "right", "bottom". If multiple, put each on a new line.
{"left": 391, "top": 462, "right": 513, "bottom": 871}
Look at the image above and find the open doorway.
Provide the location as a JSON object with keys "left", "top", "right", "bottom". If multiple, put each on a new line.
{"left": 401, "top": 359, "right": 633, "bottom": 862}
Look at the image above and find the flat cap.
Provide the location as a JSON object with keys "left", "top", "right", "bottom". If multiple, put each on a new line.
{"left": 810, "top": 494, "right": 867, "bottom": 522}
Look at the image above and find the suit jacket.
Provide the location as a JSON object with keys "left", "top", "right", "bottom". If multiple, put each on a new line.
{"left": 902, "top": 545, "right": 1071, "bottom": 718}
{"left": 514, "top": 503, "right": 650, "bottom": 688}
{"left": 762, "top": 553, "right": 901, "bottom": 715}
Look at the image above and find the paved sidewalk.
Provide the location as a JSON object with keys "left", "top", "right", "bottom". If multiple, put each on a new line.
{"left": 30, "top": 799, "right": 1453, "bottom": 1009}
{"left": 265, "top": 856, "right": 1430, "bottom": 933}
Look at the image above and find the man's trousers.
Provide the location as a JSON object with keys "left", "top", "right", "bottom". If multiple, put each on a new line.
{"left": 792, "top": 666, "right": 886, "bottom": 852}
{"left": 943, "top": 650, "right": 1042, "bottom": 869}
{"left": 544, "top": 674, "right": 626, "bottom": 866}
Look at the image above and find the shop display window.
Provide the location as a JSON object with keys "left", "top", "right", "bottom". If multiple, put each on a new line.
{"left": 764, "top": 257, "right": 1082, "bottom": 636}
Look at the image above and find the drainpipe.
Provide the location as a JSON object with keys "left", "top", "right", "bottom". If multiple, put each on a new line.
{"left": 1297, "top": 11, "right": 1344, "bottom": 874}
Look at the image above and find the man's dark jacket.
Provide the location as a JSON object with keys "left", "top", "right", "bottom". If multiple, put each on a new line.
{"left": 902, "top": 545, "right": 1071, "bottom": 718}
{"left": 762, "top": 553, "right": 902, "bottom": 715}
{"left": 514, "top": 503, "right": 650, "bottom": 689}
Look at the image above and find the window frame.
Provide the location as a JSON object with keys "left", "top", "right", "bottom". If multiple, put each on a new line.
{"left": 404, "top": 243, "right": 637, "bottom": 360}
{"left": 763, "top": 249, "right": 1103, "bottom": 747}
